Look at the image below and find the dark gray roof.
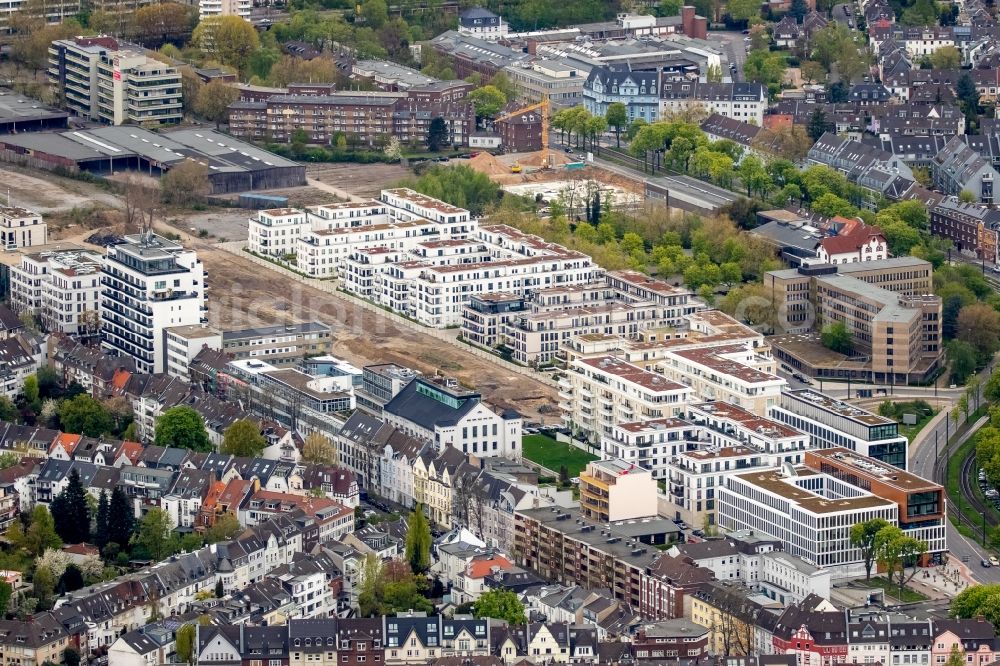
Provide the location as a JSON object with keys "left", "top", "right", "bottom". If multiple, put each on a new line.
{"left": 383, "top": 378, "right": 481, "bottom": 430}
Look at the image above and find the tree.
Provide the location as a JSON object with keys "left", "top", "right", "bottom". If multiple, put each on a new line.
{"left": 192, "top": 16, "right": 260, "bottom": 75}
{"left": 58, "top": 564, "right": 84, "bottom": 593}
{"left": 807, "top": 108, "right": 828, "bottom": 142}
{"left": 155, "top": 406, "right": 212, "bottom": 452}
{"left": 0, "top": 396, "right": 15, "bottom": 423}
{"left": 161, "top": 160, "right": 209, "bottom": 207}
{"left": 986, "top": 372, "right": 1000, "bottom": 404}
{"left": 821, "top": 321, "right": 852, "bottom": 354}
{"left": 10, "top": 506, "right": 61, "bottom": 556}
{"left": 382, "top": 577, "right": 434, "bottom": 614}
{"left": 361, "top": 0, "right": 388, "bottom": 27}
{"left": 789, "top": 0, "right": 808, "bottom": 20}
{"left": 951, "top": 584, "right": 1000, "bottom": 620}
{"left": 957, "top": 303, "right": 1000, "bottom": 364}
{"left": 400, "top": 164, "right": 500, "bottom": 215}
{"left": 94, "top": 491, "right": 110, "bottom": 552}
{"left": 205, "top": 512, "right": 242, "bottom": 543}
{"left": 221, "top": 419, "right": 266, "bottom": 457}
{"left": 195, "top": 80, "right": 238, "bottom": 129}
{"left": 176, "top": 624, "right": 196, "bottom": 665}
{"left": 357, "top": 554, "right": 384, "bottom": 617}
{"left": 606, "top": 102, "right": 628, "bottom": 148}
{"left": 850, "top": 518, "right": 890, "bottom": 581}
{"left": 727, "top": 0, "right": 761, "bottom": 22}
{"left": 473, "top": 589, "right": 527, "bottom": 624}
{"left": 405, "top": 505, "right": 432, "bottom": 574}
{"left": 215, "top": 578, "right": 224, "bottom": 597}
{"left": 58, "top": 394, "right": 114, "bottom": 437}
{"left": 658, "top": 0, "right": 683, "bottom": 15}
{"left": 929, "top": 45, "right": 961, "bottom": 70}
{"left": 33, "top": 565, "right": 54, "bottom": 610}
{"left": 302, "top": 432, "right": 337, "bottom": 464}
{"left": 427, "top": 117, "right": 449, "bottom": 152}
{"left": 0, "top": 581, "right": 10, "bottom": 618}
{"left": 743, "top": 50, "right": 786, "bottom": 92}
{"left": 960, "top": 190, "right": 977, "bottom": 204}
{"left": 51, "top": 470, "right": 91, "bottom": 545}
{"left": 22, "top": 376, "right": 39, "bottom": 410}
{"left": 135, "top": 508, "right": 174, "bottom": 561}
{"left": 108, "top": 486, "right": 135, "bottom": 552}
{"left": 468, "top": 85, "right": 507, "bottom": 120}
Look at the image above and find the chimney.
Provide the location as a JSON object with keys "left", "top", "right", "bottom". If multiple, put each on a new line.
{"left": 692, "top": 16, "right": 708, "bottom": 40}
{"left": 681, "top": 6, "right": 695, "bottom": 35}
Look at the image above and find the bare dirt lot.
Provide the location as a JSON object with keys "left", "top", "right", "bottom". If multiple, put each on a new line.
{"left": 306, "top": 163, "right": 414, "bottom": 198}
{"left": 0, "top": 166, "right": 123, "bottom": 213}
{"left": 27, "top": 163, "right": 560, "bottom": 422}
{"left": 192, "top": 238, "right": 559, "bottom": 422}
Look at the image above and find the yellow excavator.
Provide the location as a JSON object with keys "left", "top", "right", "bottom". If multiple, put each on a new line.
{"left": 498, "top": 94, "right": 550, "bottom": 174}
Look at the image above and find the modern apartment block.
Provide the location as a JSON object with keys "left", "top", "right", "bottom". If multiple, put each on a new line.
{"left": 559, "top": 356, "right": 693, "bottom": 445}
{"left": 222, "top": 322, "right": 333, "bottom": 366}
{"left": 0, "top": 206, "right": 47, "bottom": 250}
{"left": 164, "top": 325, "right": 223, "bottom": 380}
{"left": 659, "top": 344, "right": 785, "bottom": 415}
{"left": 198, "top": 0, "right": 251, "bottom": 21}
{"left": 766, "top": 258, "right": 942, "bottom": 384}
{"left": 0, "top": 0, "right": 78, "bottom": 33}
{"left": 716, "top": 448, "right": 945, "bottom": 577}
{"left": 461, "top": 279, "right": 697, "bottom": 366}
{"left": 9, "top": 249, "right": 103, "bottom": 337}
{"left": 49, "top": 37, "right": 182, "bottom": 125}
{"left": 100, "top": 234, "right": 207, "bottom": 374}
{"left": 579, "top": 459, "right": 658, "bottom": 523}
{"left": 227, "top": 82, "right": 474, "bottom": 147}
{"left": 769, "top": 389, "right": 908, "bottom": 468}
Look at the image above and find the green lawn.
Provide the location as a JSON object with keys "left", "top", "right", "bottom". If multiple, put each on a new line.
{"left": 899, "top": 411, "right": 936, "bottom": 442}
{"left": 857, "top": 576, "right": 928, "bottom": 603}
{"left": 522, "top": 434, "right": 597, "bottom": 477}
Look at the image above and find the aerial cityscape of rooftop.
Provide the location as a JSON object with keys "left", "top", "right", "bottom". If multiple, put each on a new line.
{"left": 2, "top": 0, "right": 1000, "bottom": 664}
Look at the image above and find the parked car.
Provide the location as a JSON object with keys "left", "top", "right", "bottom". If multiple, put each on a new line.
{"left": 991, "top": 556, "right": 998, "bottom": 566}
{"left": 983, "top": 558, "right": 992, "bottom": 568}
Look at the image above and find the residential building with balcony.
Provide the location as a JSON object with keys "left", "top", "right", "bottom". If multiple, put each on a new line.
{"left": 95, "top": 50, "right": 182, "bottom": 125}
{"left": 9, "top": 249, "right": 102, "bottom": 337}
{"left": 579, "top": 458, "right": 658, "bottom": 523}
{"left": 560, "top": 355, "right": 694, "bottom": 446}
{"left": 100, "top": 233, "right": 206, "bottom": 374}
{"left": 658, "top": 344, "right": 784, "bottom": 416}
{"left": 49, "top": 38, "right": 181, "bottom": 125}
{"left": 0, "top": 206, "right": 47, "bottom": 250}
{"left": 248, "top": 208, "right": 309, "bottom": 259}
{"left": 198, "top": 0, "right": 251, "bottom": 21}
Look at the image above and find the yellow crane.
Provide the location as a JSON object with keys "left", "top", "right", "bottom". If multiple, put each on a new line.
{"left": 497, "top": 94, "right": 550, "bottom": 173}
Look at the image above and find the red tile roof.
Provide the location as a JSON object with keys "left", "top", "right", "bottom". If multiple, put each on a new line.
{"left": 50, "top": 433, "right": 82, "bottom": 456}
{"left": 818, "top": 224, "right": 885, "bottom": 256}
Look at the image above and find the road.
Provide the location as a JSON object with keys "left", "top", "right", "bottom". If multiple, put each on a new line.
{"left": 908, "top": 360, "right": 1000, "bottom": 583}
{"left": 712, "top": 31, "right": 748, "bottom": 82}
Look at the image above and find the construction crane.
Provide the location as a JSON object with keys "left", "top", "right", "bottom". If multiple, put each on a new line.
{"left": 496, "top": 94, "right": 550, "bottom": 173}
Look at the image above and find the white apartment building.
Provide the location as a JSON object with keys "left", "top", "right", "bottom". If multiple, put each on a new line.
{"left": 199, "top": 0, "right": 251, "bottom": 21}
{"left": 101, "top": 233, "right": 207, "bottom": 374}
{"left": 659, "top": 82, "right": 768, "bottom": 125}
{"left": 669, "top": 535, "right": 832, "bottom": 607}
{"left": 769, "top": 389, "right": 908, "bottom": 469}
{"left": 658, "top": 343, "right": 785, "bottom": 416}
{"left": 9, "top": 249, "right": 102, "bottom": 336}
{"left": 560, "top": 355, "right": 693, "bottom": 446}
{"left": 686, "top": 401, "right": 810, "bottom": 461}
{"left": 49, "top": 38, "right": 181, "bottom": 125}
{"left": 601, "top": 418, "right": 700, "bottom": 481}
{"left": 0, "top": 206, "right": 47, "bottom": 250}
{"left": 96, "top": 50, "right": 182, "bottom": 125}
{"left": 462, "top": 279, "right": 695, "bottom": 366}
{"left": 248, "top": 208, "right": 309, "bottom": 259}
{"left": 579, "top": 458, "right": 658, "bottom": 522}
{"left": 164, "top": 325, "right": 223, "bottom": 380}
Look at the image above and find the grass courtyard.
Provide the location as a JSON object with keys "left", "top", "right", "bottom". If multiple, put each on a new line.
{"left": 522, "top": 434, "right": 597, "bottom": 477}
